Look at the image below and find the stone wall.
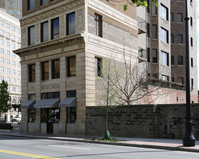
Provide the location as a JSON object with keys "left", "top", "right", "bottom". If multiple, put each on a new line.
{"left": 86, "top": 104, "right": 199, "bottom": 139}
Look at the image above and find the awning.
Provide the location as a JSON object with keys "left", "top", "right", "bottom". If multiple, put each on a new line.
{"left": 21, "top": 100, "right": 35, "bottom": 108}
{"left": 59, "top": 97, "right": 76, "bottom": 107}
{"left": 34, "top": 98, "right": 60, "bottom": 108}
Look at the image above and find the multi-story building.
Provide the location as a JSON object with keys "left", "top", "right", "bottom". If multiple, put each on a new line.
{"left": 0, "top": 0, "right": 22, "bottom": 19}
{"left": 0, "top": 8, "right": 21, "bottom": 120}
{"left": 137, "top": 0, "right": 197, "bottom": 104}
{"left": 15, "top": 0, "right": 138, "bottom": 135}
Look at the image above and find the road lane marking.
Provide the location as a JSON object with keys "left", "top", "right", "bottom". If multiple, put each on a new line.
{"left": 0, "top": 149, "right": 60, "bottom": 159}
{"left": 49, "top": 145, "right": 91, "bottom": 151}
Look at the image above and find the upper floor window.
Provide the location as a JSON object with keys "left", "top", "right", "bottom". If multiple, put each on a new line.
{"left": 177, "top": 13, "right": 183, "bottom": 22}
{"left": 67, "top": 56, "right": 76, "bottom": 77}
{"left": 0, "top": 20, "right": 4, "bottom": 27}
{"left": 41, "top": 61, "right": 49, "bottom": 80}
{"left": 177, "top": 56, "right": 183, "bottom": 65}
{"left": 52, "top": 59, "right": 60, "bottom": 79}
{"left": 152, "top": 25, "right": 157, "bottom": 39}
{"left": 28, "top": 0, "right": 35, "bottom": 10}
{"left": 177, "top": 34, "right": 183, "bottom": 44}
{"left": 41, "top": 21, "right": 49, "bottom": 42}
{"left": 190, "top": 17, "right": 193, "bottom": 26}
{"left": 95, "top": 57, "right": 102, "bottom": 76}
{"left": 171, "top": 56, "right": 174, "bottom": 65}
{"left": 94, "top": 13, "right": 102, "bottom": 37}
{"left": 28, "top": 25, "right": 35, "bottom": 45}
{"left": 66, "top": 12, "right": 76, "bottom": 35}
{"left": 51, "top": 17, "right": 59, "bottom": 40}
{"left": 152, "top": 3, "right": 157, "bottom": 15}
{"left": 41, "top": 0, "right": 48, "bottom": 5}
{"left": 161, "top": 28, "right": 169, "bottom": 43}
{"left": 171, "top": 12, "right": 174, "bottom": 22}
{"left": 160, "top": 4, "right": 168, "bottom": 21}
{"left": 28, "top": 64, "right": 35, "bottom": 82}
{"left": 161, "top": 51, "right": 169, "bottom": 66}
{"left": 152, "top": 49, "right": 158, "bottom": 63}
{"left": 171, "top": 34, "right": 174, "bottom": 43}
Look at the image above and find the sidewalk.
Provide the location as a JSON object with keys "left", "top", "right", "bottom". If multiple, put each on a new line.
{"left": 0, "top": 130, "right": 199, "bottom": 153}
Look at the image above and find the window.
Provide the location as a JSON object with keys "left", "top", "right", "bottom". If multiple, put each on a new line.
{"left": 190, "top": 17, "right": 193, "bottom": 26}
{"left": 66, "top": 12, "right": 76, "bottom": 35}
{"left": 7, "top": 50, "right": 10, "bottom": 56}
{"left": 51, "top": 17, "right": 59, "bottom": 39}
{"left": 177, "top": 56, "right": 183, "bottom": 65}
{"left": 0, "top": 20, "right": 4, "bottom": 27}
{"left": 41, "top": 21, "right": 49, "bottom": 42}
{"left": 161, "top": 51, "right": 169, "bottom": 66}
{"left": 6, "top": 24, "right": 10, "bottom": 29}
{"left": 0, "top": 39, "right": 4, "bottom": 45}
{"left": 147, "top": 23, "right": 150, "bottom": 38}
{"left": 41, "top": 0, "right": 48, "bottom": 5}
{"left": 28, "top": 0, "right": 35, "bottom": 10}
{"left": 0, "top": 57, "right": 4, "bottom": 63}
{"left": 7, "top": 59, "right": 10, "bottom": 64}
{"left": 146, "top": 0, "right": 150, "bottom": 13}
{"left": 28, "top": 94, "right": 36, "bottom": 100}
{"left": 41, "top": 61, "right": 49, "bottom": 80}
{"left": 8, "top": 9, "right": 14, "bottom": 15}
{"left": 94, "top": 13, "right": 102, "bottom": 37}
{"left": 152, "top": 3, "right": 157, "bottom": 15}
{"left": 190, "top": 37, "right": 193, "bottom": 46}
{"left": 171, "top": 12, "right": 174, "bottom": 22}
{"left": 67, "top": 90, "right": 76, "bottom": 98}
{"left": 171, "top": 77, "right": 175, "bottom": 82}
{"left": 7, "top": 68, "right": 10, "bottom": 74}
{"left": 0, "top": 29, "right": 4, "bottom": 36}
{"left": 12, "top": 26, "right": 15, "bottom": 32}
{"left": 29, "top": 64, "right": 35, "bottom": 82}
{"left": 191, "top": 78, "right": 194, "bottom": 89}
{"left": 0, "top": 67, "right": 4, "bottom": 72}
{"left": 177, "top": 34, "right": 183, "bottom": 44}
{"left": 67, "top": 107, "right": 76, "bottom": 123}
{"left": 152, "top": 25, "right": 157, "bottom": 39}
{"left": 41, "top": 92, "right": 60, "bottom": 99}
{"left": 177, "top": 13, "right": 183, "bottom": 22}
{"left": 51, "top": 59, "right": 60, "bottom": 79}
{"left": 7, "top": 77, "right": 10, "bottom": 83}
{"left": 9, "top": 2, "right": 13, "bottom": 7}
{"left": 95, "top": 57, "right": 102, "bottom": 76}
{"left": 28, "top": 25, "right": 35, "bottom": 45}
{"left": 161, "top": 75, "right": 169, "bottom": 81}
{"left": 28, "top": 108, "right": 36, "bottom": 122}
{"left": 160, "top": 4, "right": 168, "bottom": 20}
{"left": 191, "top": 58, "right": 193, "bottom": 67}
{"left": 147, "top": 48, "right": 150, "bottom": 62}
{"left": 171, "top": 56, "right": 174, "bottom": 65}
{"left": 178, "top": 77, "right": 184, "bottom": 84}
{"left": 171, "top": 34, "right": 174, "bottom": 43}
{"left": 41, "top": 108, "right": 60, "bottom": 123}
{"left": 0, "top": 48, "right": 4, "bottom": 54}
{"left": 152, "top": 49, "right": 158, "bottom": 63}
{"left": 161, "top": 28, "right": 168, "bottom": 43}
{"left": 67, "top": 56, "right": 76, "bottom": 77}
{"left": 6, "top": 32, "right": 10, "bottom": 39}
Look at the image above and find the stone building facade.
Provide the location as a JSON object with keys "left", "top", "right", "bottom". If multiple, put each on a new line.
{"left": 15, "top": 0, "right": 138, "bottom": 135}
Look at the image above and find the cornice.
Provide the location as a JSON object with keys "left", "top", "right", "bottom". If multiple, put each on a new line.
{"left": 20, "top": 0, "right": 84, "bottom": 26}
{"left": 14, "top": 34, "right": 84, "bottom": 57}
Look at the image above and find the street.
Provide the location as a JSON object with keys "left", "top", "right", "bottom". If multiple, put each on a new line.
{"left": 0, "top": 136, "right": 198, "bottom": 159}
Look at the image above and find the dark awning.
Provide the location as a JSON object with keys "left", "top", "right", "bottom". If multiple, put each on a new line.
{"left": 21, "top": 100, "right": 35, "bottom": 108}
{"left": 59, "top": 97, "right": 76, "bottom": 107}
{"left": 34, "top": 98, "right": 60, "bottom": 108}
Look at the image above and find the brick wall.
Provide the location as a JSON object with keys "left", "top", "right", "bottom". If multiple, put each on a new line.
{"left": 86, "top": 104, "right": 199, "bottom": 139}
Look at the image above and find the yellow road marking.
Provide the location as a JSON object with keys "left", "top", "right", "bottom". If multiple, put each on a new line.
{"left": 0, "top": 149, "right": 60, "bottom": 159}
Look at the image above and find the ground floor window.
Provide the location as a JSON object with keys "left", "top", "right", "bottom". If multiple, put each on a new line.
{"left": 28, "top": 108, "right": 36, "bottom": 122}
{"left": 41, "top": 108, "right": 60, "bottom": 123}
{"left": 67, "top": 107, "right": 76, "bottom": 123}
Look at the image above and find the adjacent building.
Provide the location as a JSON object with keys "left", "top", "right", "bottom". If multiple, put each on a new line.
{"left": 0, "top": 0, "right": 22, "bottom": 19}
{"left": 0, "top": 8, "right": 21, "bottom": 121}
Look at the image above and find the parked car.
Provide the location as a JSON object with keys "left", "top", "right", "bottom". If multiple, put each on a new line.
{"left": 11, "top": 115, "right": 21, "bottom": 123}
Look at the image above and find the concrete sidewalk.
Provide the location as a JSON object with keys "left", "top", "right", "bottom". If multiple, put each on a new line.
{"left": 0, "top": 130, "right": 199, "bottom": 153}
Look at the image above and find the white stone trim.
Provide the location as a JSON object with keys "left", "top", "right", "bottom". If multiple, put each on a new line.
{"left": 87, "top": 0, "right": 137, "bottom": 30}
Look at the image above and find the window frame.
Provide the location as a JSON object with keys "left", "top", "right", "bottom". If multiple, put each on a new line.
{"left": 67, "top": 56, "right": 76, "bottom": 77}
{"left": 94, "top": 13, "right": 102, "bottom": 37}
{"left": 51, "top": 59, "right": 60, "bottom": 79}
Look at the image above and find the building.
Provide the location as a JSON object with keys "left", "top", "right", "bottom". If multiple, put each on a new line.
{"left": 0, "top": 8, "right": 21, "bottom": 121}
{"left": 15, "top": 0, "right": 138, "bottom": 135}
{"left": 137, "top": 0, "right": 198, "bottom": 104}
{"left": 0, "top": 0, "right": 22, "bottom": 19}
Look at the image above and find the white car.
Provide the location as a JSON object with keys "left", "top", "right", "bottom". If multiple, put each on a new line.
{"left": 11, "top": 115, "right": 21, "bottom": 123}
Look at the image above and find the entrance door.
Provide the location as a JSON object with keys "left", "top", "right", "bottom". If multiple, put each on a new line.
{"left": 47, "top": 109, "right": 54, "bottom": 134}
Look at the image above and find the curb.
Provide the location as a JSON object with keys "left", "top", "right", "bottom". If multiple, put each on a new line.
{"left": 1, "top": 133, "right": 199, "bottom": 153}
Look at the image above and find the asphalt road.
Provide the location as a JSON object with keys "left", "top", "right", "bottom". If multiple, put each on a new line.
{"left": 0, "top": 136, "right": 198, "bottom": 159}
